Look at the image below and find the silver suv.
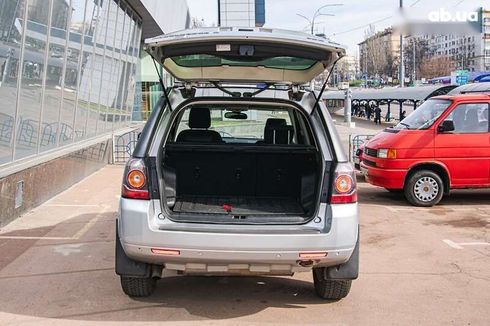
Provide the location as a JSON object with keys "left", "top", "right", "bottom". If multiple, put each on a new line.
{"left": 116, "top": 27, "right": 359, "bottom": 300}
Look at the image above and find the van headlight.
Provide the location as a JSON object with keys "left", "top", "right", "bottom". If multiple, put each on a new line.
{"left": 378, "top": 149, "right": 396, "bottom": 159}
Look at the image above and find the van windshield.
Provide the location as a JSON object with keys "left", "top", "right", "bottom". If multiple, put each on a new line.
{"left": 394, "top": 99, "right": 452, "bottom": 130}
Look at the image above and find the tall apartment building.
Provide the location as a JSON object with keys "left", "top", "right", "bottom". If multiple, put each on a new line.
{"left": 414, "top": 8, "right": 490, "bottom": 72}
{"left": 358, "top": 27, "right": 400, "bottom": 79}
{"left": 218, "top": 0, "right": 265, "bottom": 27}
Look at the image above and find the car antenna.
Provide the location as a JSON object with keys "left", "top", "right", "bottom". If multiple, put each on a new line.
{"left": 152, "top": 58, "right": 173, "bottom": 111}
{"left": 311, "top": 55, "right": 343, "bottom": 115}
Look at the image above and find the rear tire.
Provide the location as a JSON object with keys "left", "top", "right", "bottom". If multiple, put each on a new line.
{"left": 120, "top": 276, "right": 156, "bottom": 297}
{"left": 313, "top": 268, "right": 352, "bottom": 300}
{"left": 404, "top": 170, "right": 444, "bottom": 207}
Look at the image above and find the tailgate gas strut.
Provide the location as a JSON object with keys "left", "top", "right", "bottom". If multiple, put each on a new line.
{"left": 152, "top": 58, "right": 173, "bottom": 111}
{"left": 311, "top": 55, "right": 343, "bottom": 115}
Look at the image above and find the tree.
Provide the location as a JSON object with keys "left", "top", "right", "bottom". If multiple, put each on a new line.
{"left": 419, "top": 56, "right": 454, "bottom": 79}
{"left": 336, "top": 57, "right": 351, "bottom": 82}
{"left": 404, "top": 38, "right": 429, "bottom": 82}
{"left": 361, "top": 26, "right": 397, "bottom": 81}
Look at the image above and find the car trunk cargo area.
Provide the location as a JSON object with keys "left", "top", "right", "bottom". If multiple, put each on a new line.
{"left": 161, "top": 144, "right": 321, "bottom": 223}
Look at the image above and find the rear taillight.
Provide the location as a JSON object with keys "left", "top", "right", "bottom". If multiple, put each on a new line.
{"left": 330, "top": 162, "right": 357, "bottom": 204}
{"left": 121, "top": 158, "right": 149, "bottom": 200}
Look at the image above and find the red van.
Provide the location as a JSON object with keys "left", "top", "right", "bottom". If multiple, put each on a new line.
{"left": 361, "top": 94, "right": 489, "bottom": 206}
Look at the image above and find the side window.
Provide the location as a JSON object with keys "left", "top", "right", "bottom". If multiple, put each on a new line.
{"left": 176, "top": 110, "right": 191, "bottom": 136}
{"left": 443, "top": 103, "right": 489, "bottom": 133}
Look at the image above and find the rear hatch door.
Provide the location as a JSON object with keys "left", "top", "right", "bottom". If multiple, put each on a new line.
{"left": 145, "top": 27, "right": 346, "bottom": 84}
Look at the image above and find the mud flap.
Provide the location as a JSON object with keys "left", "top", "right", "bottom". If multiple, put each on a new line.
{"left": 115, "top": 221, "right": 151, "bottom": 278}
{"left": 326, "top": 229, "right": 359, "bottom": 280}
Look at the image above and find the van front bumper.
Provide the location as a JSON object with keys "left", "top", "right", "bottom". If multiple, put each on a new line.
{"left": 118, "top": 199, "right": 358, "bottom": 273}
{"left": 362, "top": 162, "right": 406, "bottom": 189}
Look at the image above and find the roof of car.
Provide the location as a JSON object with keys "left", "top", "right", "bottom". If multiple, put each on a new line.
{"left": 433, "top": 93, "right": 490, "bottom": 101}
{"left": 447, "top": 82, "right": 490, "bottom": 95}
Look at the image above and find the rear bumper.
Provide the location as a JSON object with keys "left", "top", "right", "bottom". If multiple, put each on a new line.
{"left": 362, "top": 162, "right": 406, "bottom": 189}
{"left": 118, "top": 199, "right": 358, "bottom": 273}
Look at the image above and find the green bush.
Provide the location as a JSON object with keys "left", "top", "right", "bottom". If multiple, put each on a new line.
{"left": 349, "top": 80, "right": 363, "bottom": 87}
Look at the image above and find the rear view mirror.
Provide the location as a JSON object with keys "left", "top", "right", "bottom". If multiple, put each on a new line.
{"left": 224, "top": 111, "right": 248, "bottom": 120}
{"left": 437, "top": 120, "right": 455, "bottom": 133}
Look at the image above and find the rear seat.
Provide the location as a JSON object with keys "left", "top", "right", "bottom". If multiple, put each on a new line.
{"left": 163, "top": 145, "right": 317, "bottom": 198}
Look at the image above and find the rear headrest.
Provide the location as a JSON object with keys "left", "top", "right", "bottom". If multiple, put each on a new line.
{"left": 265, "top": 124, "right": 294, "bottom": 144}
{"left": 189, "top": 108, "right": 211, "bottom": 129}
{"left": 265, "top": 118, "right": 287, "bottom": 130}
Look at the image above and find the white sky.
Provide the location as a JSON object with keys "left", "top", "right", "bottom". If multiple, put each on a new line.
{"left": 186, "top": 0, "right": 488, "bottom": 55}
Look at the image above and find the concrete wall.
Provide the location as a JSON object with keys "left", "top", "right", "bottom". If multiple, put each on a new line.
{"left": 0, "top": 139, "right": 111, "bottom": 227}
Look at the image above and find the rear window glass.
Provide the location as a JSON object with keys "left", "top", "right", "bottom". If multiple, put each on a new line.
{"left": 171, "top": 55, "right": 317, "bottom": 70}
{"left": 174, "top": 107, "right": 309, "bottom": 145}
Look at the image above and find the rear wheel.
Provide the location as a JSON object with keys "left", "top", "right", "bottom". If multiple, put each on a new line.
{"left": 120, "top": 276, "right": 156, "bottom": 297}
{"left": 312, "top": 268, "right": 352, "bottom": 300}
{"left": 404, "top": 170, "right": 444, "bottom": 207}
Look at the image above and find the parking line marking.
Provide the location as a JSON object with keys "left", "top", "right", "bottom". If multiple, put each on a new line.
{"left": 443, "top": 239, "right": 464, "bottom": 249}
{"left": 0, "top": 236, "right": 73, "bottom": 240}
{"left": 0, "top": 218, "right": 98, "bottom": 241}
{"left": 443, "top": 239, "right": 490, "bottom": 249}
{"left": 71, "top": 216, "right": 99, "bottom": 239}
{"left": 361, "top": 203, "right": 490, "bottom": 213}
{"left": 0, "top": 205, "right": 110, "bottom": 241}
{"left": 44, "top": 204, "right": 100, "bottom": 207}
{"left": 458, "top": 242, "right": 490, "bottom": 246}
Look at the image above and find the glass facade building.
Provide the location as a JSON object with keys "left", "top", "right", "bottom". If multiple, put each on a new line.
{"left": 0, "top": 0, "right": 142, "bottom": 165}
{"left": 218, "top": 0, "right": 266, "bottom": 27}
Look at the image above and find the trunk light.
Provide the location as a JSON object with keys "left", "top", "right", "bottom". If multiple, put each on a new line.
{"left": 151, "top": 248, "right": 180, "bottom": 256}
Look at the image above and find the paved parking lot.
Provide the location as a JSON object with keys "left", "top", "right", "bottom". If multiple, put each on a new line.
{"left": 0, "top": 165, "right": 489, "bottom": 325}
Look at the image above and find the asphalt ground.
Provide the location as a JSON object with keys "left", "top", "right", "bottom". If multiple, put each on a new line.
{"left": 0, "top": 165, "right": 488, "bottom": 326}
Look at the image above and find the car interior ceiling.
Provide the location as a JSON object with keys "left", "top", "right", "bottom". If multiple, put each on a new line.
{"left": 159, "top": 105, "right": 322, "bottom": 219}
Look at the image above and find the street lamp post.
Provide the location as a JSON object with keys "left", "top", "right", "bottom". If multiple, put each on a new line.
{"left": 297, "top": 3, "right": 343, "bottom": 35}
{"left": 399, "top": 0, "right": 405, "bottom": 87}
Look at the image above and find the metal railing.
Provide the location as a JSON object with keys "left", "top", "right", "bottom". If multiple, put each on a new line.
{"left": 348, "top": 134, "right": 375, "bottom": 162}
{"left": 113, "top": 129, "right": 140, "bottom": 164}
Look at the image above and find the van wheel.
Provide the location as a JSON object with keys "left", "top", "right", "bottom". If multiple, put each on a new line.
{"left": 404, "top": 170, "right": 444, "bottom": 207}
{"left": 312, "top": 268, "right": 352, "bottom": 300}
{"left": 120, "top": 276, "right": 156, "bottom": 297}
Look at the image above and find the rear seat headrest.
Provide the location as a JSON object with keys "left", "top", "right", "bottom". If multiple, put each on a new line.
{"left": 265, "top": 118, "right": 287, "bottom": 130}
{"left": 189, "top": 108, "right": 211, "bottom": 129}
{"left": 264, "top": 118, "right": 294, "bottom": 144}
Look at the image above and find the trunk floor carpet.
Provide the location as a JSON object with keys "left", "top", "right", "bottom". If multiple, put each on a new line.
{"left": 173, "top": 196, "right": 305, "bottom": 215}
